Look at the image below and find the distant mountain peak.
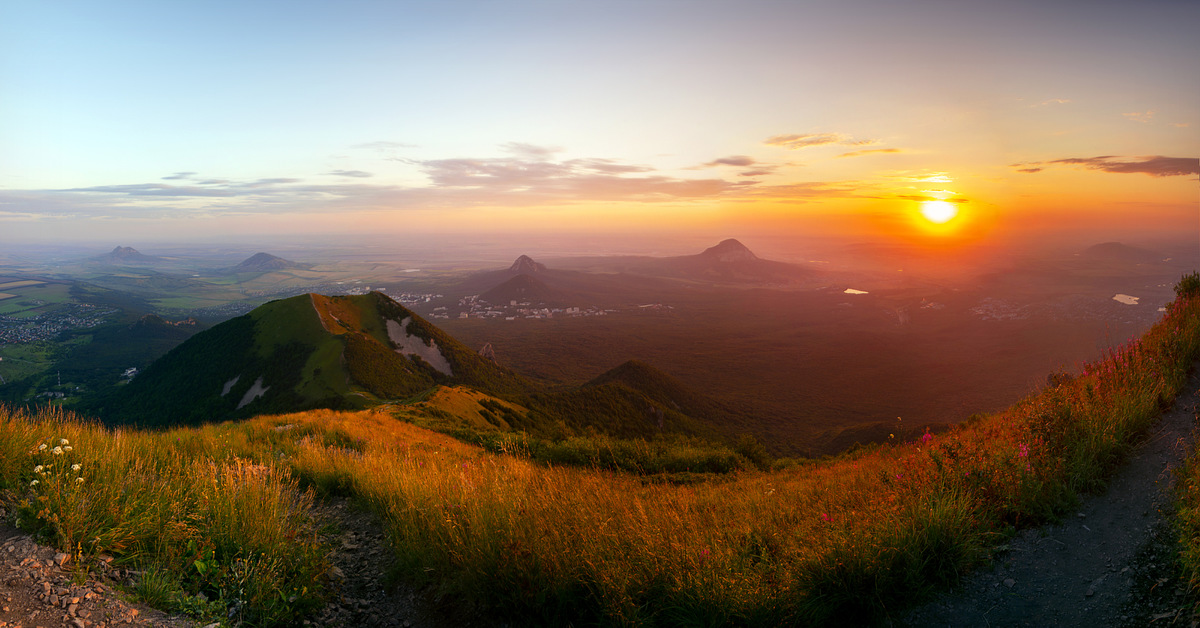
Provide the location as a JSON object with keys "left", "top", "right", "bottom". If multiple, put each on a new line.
{"left": 98, "top": 246, "right": 156, "bottom": 264}
{"left": 699, "top": 239, "right": 758, "bottom": 262}
{"left": 231, "top": 252, "right": 308, "bottom": 272}
{"left": 509, "top": 255, "right": 547, "bottom": 275}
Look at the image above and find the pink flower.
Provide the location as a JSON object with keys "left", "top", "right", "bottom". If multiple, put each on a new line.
{"left": 920, "top": 432, "right": 934, "bottom": 445}
{"left": 821, "top": 513, "right": 831, "bottom": 523}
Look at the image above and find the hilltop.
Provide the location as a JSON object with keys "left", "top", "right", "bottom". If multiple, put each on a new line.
{"left": 544, "top": 238, "right": 816, "bottom": 286}
{"left": 96, "top": 245, "right": 160, "bottom": 264}
{"left": 227, "top": 252, "right": 311, "bottom": 273}
{"left": 86, "top": 292, "right": 525, "bottom": 426}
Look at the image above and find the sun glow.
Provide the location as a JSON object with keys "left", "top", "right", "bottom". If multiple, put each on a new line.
{"left": 920, "top": 200, "right": 959, "bottom": 224}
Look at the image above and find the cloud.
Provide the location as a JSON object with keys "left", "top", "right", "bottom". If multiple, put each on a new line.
{"left": 738, "top": 169, "right": 774, "bottom": 177}
{"left": 501, "top": 142, "right": 563, "bottom": 159}
{"left": 325, "top": 170, "right": 373, "bottom": 178}
{"left": 764, "top": 133, "right": 879, "bottom": 150}
{"left": 837, "top": 148, "right": 902, "bottom": 159}
{"left": 1171, "top": 122, "right": 1191, "bottom": 128}
{"left": 886, "top": 171, "right": 954, "bottom": 184}
{"left": 764, "top": 133, "right": 842, "bottom": 149}
{"left": 413, "top": 154, "right": 736, "bottom": 201}
{"left": 162, "top": 172, "right": 196, "bottom": 180}
{"left": 64, "top": 183, "right": 239, "bottom": 197}
{"left": 245, "top": 178, "right": 302, "bottom": 187}
{"left": 1014, "top": 155, "right": 1199, "bottom": 177}
{"left": 704, "top": 155, "right": 757, "bottom": 167}
{"left": 1032, "top": 98, "right": 1071, "bottom": 107}
{"left": 1122, "top": 110, "right": 1156, "bottom": 123}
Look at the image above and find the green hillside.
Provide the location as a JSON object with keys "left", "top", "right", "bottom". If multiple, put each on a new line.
{"left": 85, "top": 292, "right": 527, "bottom": 427}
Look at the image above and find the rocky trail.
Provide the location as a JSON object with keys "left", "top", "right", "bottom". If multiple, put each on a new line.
{"left": 897, "top": 367, "right": 1200, "bottom": 627}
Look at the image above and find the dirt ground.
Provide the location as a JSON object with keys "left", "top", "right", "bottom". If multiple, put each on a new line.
{"left": 896, "top": 368, "right": 1200, "bottom": 627}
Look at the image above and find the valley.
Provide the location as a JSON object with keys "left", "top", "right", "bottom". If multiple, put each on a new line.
{"left": 0, "top": 238, "right": 1192, "bottom": 456}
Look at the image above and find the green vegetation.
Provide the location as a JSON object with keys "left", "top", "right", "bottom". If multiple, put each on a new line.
{"left": 2, "top": 274, "right": 1198, "bottom": 625}
{"left": 0, "top": 408, "right": 327, "bottom": 626}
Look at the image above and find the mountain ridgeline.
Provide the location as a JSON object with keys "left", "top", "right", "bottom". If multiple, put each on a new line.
{"left": 86, "top": 292, "right": 523, "bottom": 426}
{"left": 87, "top": 292, "right": 746, "bottom": 450}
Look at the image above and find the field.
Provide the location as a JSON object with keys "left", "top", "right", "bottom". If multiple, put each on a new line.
{"left": 2, "top": 275, "right": 1199, "bottom": 626}
{"left": 0, "top": 283, "right": 72, "bottom": 318}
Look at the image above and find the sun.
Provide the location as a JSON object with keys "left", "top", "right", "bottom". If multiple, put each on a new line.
{"left": 920, "top": 200, "right": 958, "bottom": 224}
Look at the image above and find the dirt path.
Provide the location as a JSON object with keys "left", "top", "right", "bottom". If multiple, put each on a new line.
{"left": 0, "top": 519, "right": 199, "bottom": 628}
{"left": 897, "top": 367, "right": 1200, "bottom": 627}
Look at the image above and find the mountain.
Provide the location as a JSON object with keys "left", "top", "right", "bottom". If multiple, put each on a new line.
{"left": 97, "top": 246, "right": 159, "bottom": 264}
{"left": 228, "top": 252, "right": 311, "bottom": 273}
{"left": 544, "top": 239, "right": 816, "bottom": 286}
{"left": 697, "top": 238, "right": 759, "bottom": 263}
{"left": 480, "top": 274, "right": 565, "bottom": 305}
{"left": 509, "top": 254, "right": 547, "bottom": 275}
{"left": 1080, "top": 242, "right": 1159, "bottom": 265}
{"left": 88, "top": 292, "right": 526, "bottom": 426}
{"left": 520, "top": 360, "right": 749, "bottom": 441}
{"left": 455, "top": 255, "right": 587, "bottom": 304}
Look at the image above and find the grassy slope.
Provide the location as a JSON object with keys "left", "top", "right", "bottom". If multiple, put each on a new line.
{"left": 6, "top": 278, "right": 1200, "bottom": 625}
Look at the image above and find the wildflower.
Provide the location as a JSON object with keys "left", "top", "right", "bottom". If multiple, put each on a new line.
{"left": 1018, "top": 443, "right": 1029, "bottom": 459}
{"left": 71, "top": 464, "right": 81, "bottom": 472}
{"left": 821, "top": 513, "right": 831, "bottom": 523}
{"left": 920, "top": 432, "right": 934, "bottom": 445}
{"left": 52, "top": 446, "right": 63, "bottom": 455}
{"left": 60, "top": 439, "right": 69, "bottom": 446}
{"left": 33, "top": 465, "right": 44, "bottom": 473}
{"left": 30, "top": 479, "right": 38, "bottom": 486}
{"left": 76, "top": 477, "right": 84, "bottom": 484}
{"left": 38, "top": 443, "right": 47, "bottom": 451}
{"left": 63, "top": 446, "right": 72, "bottom": 452}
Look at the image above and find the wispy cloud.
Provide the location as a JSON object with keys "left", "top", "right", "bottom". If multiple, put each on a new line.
{"left": 325, "top": 170, "right": 373, "bottom": 178}
{"left": 500, "top": 142, "right": 563, "bottom": 160}
{"left": 1013, "top": 155, "right": 1199, "bottom": 177}
{"left": 1122, "top": 110, "right": 1156, "bottom": 123}
{"left": 695, "top": 155, "right": 779, "bottom": 177}
{"left": 1032, "top": 98, "right": 1071, "bottom": 107}
{"left": 887, "top": 171, "right": 954, "bottom": 184}
{"left": 837, "top": 148, "right": 902, "bottom": 159}
{"left": 1170, "top": 122, "right": 1191, "bottom": 128}
{"left": 162, "top": 172, "right": 196, "bottom": 180}
{"left": 703, "top": 155, "right": 756, "bottom": 167}
{"left": 764, "top": 133, "right": 876, "bottom": 150}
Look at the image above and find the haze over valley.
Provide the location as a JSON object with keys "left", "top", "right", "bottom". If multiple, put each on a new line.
{"left": 2, "top": 233, "right": 1194, "bottom": 455}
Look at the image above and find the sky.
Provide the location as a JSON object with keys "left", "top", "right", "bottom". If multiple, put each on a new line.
{"left": 1, "top": 0, "right": 1197, "bottom": 250}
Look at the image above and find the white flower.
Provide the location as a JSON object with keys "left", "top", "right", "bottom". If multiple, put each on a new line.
{"left": 75, "top": 477, "right": 84, "bottom": 484}
{"left": 38, "top": 443, "right": 47, "bottom": 451}
{"left": 63, "top": 446, "right": 72, "bottom": 452}
{"left": 33, "top": 465, "right": 44, "bottom": 473}
{"left": 52, "top": 446, "right": 63, "bottom": 455}
{"left": 60, "top": 439, "right": 69, "bottom": 446}
{"left": 71, "top": 464, "right": 81, "bottom": 472}
{"left": 30, "top": 479, "right": 38, "bottom": 486}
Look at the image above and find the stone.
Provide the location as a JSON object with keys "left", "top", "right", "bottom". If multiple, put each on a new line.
{"left": 1003, "top": 578, "right": 1015, "bottom": 588}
